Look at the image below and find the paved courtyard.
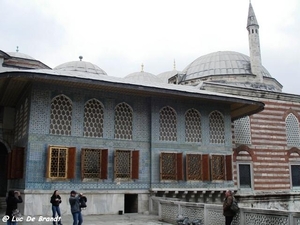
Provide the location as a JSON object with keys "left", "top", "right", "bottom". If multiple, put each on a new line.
{"left": 1, "top": 212, "right": 173, "bottom": 225}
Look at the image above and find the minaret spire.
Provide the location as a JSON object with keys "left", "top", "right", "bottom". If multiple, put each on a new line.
{"left": 247, "top": 2, "right": 263, "bottom": 82}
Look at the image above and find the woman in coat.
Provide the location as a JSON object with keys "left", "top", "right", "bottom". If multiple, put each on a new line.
{"left": 50, "top": 190, "right": 63, "bottom": 225}
{"left": 5, "top": 190, "right": 23, "bottom": 225}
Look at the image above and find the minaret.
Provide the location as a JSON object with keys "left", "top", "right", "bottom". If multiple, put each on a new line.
{"left": 247, "top": 2, "right": 263, "bottom": 82}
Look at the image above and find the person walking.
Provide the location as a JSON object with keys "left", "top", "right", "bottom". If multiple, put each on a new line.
{"left": 50, "top": 190, "right": 63, "bottom": 225}
{"left": 69, "top": 190, "right": 83, "bottom": 225}
{"left": 223, "top": 190, "right": 235, "bottom": 225}
{"left": 5, "top": 190, "right": 23, "bottom": 225}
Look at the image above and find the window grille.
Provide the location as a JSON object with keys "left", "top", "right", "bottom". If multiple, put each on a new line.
{"left": 114, "top": 103, "right": 133, "bottom": 140}
{"left": 160, "top": 152, "right": 183, "bottom": 180}
{"left": 50, "top": 95, "right": 72, "bottom": 136}
{"left": 46, "top": 146, "right": 76, "bottom": 179}
{"left": 159, "top": 106, "right": 177, "bottom": 141}
{"left": 234, "top": 116, "right": 251, "bottom": 144}
{"left": 186, "top": 154, "right": 202, "bottom": 180}
{"left": 211, "top": 155, "right": 225, "bottom": 180}
{"left": 238, "top": 164, "right": 252, "bottom": 188}
{"left": 286, "top": 113, "right": 300, "bottom": 147}
{"left": 291, "top": 164, "right": 300, "bottom": 187}
{"left": 185, "top": 109, "right": 201, "bottom": 143}
{"left": 49, "top": 147, "right": 68, "bottom": 178}
{"left": 81, "top": 148, "right": 107, "bottom": 179}
{"left": 209, "top": 111, "right": 225, "bottom": 144}
{"left": 83, "top": 99, "right": 104, "bottom": 137}
{"left": 114, "top": 150, "right": 139, "bottom": 180}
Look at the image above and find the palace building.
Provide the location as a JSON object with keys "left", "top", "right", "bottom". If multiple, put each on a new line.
{"left": 0, "top": 3, "right": 299, "bottom": 216}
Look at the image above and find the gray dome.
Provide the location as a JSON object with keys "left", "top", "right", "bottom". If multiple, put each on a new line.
{"left": 124, "top": 71, "right": 162, "bottom": 84}
{"left": 54, "top": 60, "right": 107, "bottom": 75}
{"left": 183, "top": 51, "right": 271, "bottom": 81}
{"left": 7, "top": 52, "right": 35, "bottom": 60}
{"left": 157, "top": 69, "right": 181, "bottom": 83}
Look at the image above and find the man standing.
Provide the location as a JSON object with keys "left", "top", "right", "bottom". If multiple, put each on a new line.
{"left": 69, "top": 190, "right": 83, "bottom": 225}
{"left": 223, "top": 190, "right": 235, "bottom": 225}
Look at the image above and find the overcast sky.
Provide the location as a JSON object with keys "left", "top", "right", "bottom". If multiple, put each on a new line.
{"left": 1, "top": 0, "right": 299, "bottom": 94}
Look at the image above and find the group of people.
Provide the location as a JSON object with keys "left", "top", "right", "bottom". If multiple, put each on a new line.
{"left": 5, "top": 189, "right": 85, "bottom": 225}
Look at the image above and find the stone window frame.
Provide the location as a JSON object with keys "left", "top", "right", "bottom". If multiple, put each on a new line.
{"left": 49, "top": 94, "right": 72, "bottom": 136}
{"left": 185, "top": 108, "right": 202, "bottom": 143}
{"left": 83, "top": 98, "right": 104, "bottom": 138}
{"left": 285, "top": 113, "right": 300, "bottom": 147}
{"left": 159, "top": 106, "right": 177, "bottom": 142}
{"left": 114, "top": 102, "right": 133, "bottom": 140}
{"left": 114, "top": 149, "right": 139, "bottom": 181}
{"left": 236, "top": 161, "right": 254, "bottom": 191}
{"left": 46, "top": 145, "right": 76, "bottom": 180}
{"left": 209, "top": 110, "right": 225, "bottom": 144}
{"left": 81, "top": 148, "right": 108, "bottom": 180}
{"left": 289, "top": 162, "right": 300, "bottom": 190}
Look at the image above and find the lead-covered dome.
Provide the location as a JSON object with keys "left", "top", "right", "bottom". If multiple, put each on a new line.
{"left": 124, "top": 71, "right": 162, "bottom": 84}
{"left": 54, "top": 58, "right": 107, "bottom": 75}
{"left": 7, "top": 52, "right": 35, "bottom": 60}
{"left": 183, "top": 51, "right": 271, "bottom": 81}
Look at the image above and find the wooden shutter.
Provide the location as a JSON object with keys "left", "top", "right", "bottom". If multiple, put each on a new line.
{"left": 46, "top": 146, "right": 51, "bottom": 178}
{"left": 226, "top": 155, "right": 233, "bottom": 180}
{"left": 101, "top": 149, "right": 108, "bottom": 179}
{"left": 14, "top": 147, "right": 24, "bottom": 179}
{"left": 177, "top": 153, "right": 183, "bottom": 180}
{"left": 202, "top": 154, "right": 210, "bottom": 181}
{"left": 131, "top": 150, "right": 139, "bottom": 179}
{"left": 81, "top": 149, "right": 86, "bottom": 180}
{"left": 67, "top": 147, "right": 76, "bottom": 179}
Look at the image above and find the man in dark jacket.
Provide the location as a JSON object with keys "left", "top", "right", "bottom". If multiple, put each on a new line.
{"left": 223, "top": 190, "right": 235, "bottom": 225}
{"left": 69, "top": 190, "right": 83, "bottom": 225}
{"left": 6, "top": 190, "right": 23, "bottom": 225}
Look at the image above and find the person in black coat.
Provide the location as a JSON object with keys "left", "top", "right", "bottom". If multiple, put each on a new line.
{"left": 50, "top": 190, "right": 62, "bottom": 225}
{"left": 5, "top": 190, "right": 23, "bottom": 225}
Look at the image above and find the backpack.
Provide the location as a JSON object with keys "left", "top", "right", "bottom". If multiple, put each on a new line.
{"left": 230, "top": 197, "right": 239, "bottom": 213}
{"left": 79, "top": 196, "right": 87, "bottom": 208}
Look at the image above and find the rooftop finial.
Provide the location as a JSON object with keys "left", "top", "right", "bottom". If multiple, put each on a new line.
{"left": 141, "top": 63, "right": 144, "bottom": 72}
{"left": 79, "top": 56, "right": 83, "bottom": 61}
{"left": 16, "top": 46, "right": 19, "bottom": 52}
{"left": 173, "top": 59, "right": 176, "bottom": 70}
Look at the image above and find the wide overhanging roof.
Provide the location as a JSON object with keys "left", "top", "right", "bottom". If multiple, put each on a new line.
{"left": 0, "top": 68, "right": 264, "bottom": 120}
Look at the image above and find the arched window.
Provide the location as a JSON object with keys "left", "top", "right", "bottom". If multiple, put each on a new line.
{"left": 209, "top": 110, "right": 225, "bottom": 144}
{"left": 50, "top": 94, "right": 72, "bottom": 135}
{"left": 83, "top": 99, "right": 104, "bottom": 138}
{"left": 159, "top": 106, "right": 177, "bottom": 141}
{"left": 185, "top": 108, "right": 201, "bottom": 143}
{"left": 286, "top": 113, "right": 300, "bottom": 147}
{"left": 234, "top": 116, "right": 251, "bottom": 145}
{"left": 114, "top": 102, "right": 133, "bottom": 140}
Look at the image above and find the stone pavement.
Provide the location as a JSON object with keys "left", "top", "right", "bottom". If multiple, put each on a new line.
{"left": 1, "top": 213, "right": 174, "bottom": 225}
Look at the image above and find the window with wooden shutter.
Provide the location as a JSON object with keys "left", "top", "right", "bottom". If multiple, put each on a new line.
{"left": 46, "top": 146, "right": 76, "bottom": 179}
{"left": 211, "top": 155, "right": 225, "bottom": 180}
{"left": 160, "top": 152, "right": 183, "bottom": 181}
{"left": 186, "top": 154, "right": 202, "bottom": 181}
{"left": 114, "top": 149, "right": 139, "bottom": 180}
{"left": 81, "top": 148, "right": 108, "bottom": 179}
{"left": 7, "top": 147, "right": 25, "bottom": 179}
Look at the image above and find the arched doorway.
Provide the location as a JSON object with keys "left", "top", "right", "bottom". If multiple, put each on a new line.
{"left": 0, "top": 142, "right": 8, "bottom": 197}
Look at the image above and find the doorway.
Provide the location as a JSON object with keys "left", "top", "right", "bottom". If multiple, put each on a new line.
{"left": 124, "top": 194, "right": 138, "bottom": 213}
{"left": 0, "top": 142, "right": 8, "bottom": 197}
